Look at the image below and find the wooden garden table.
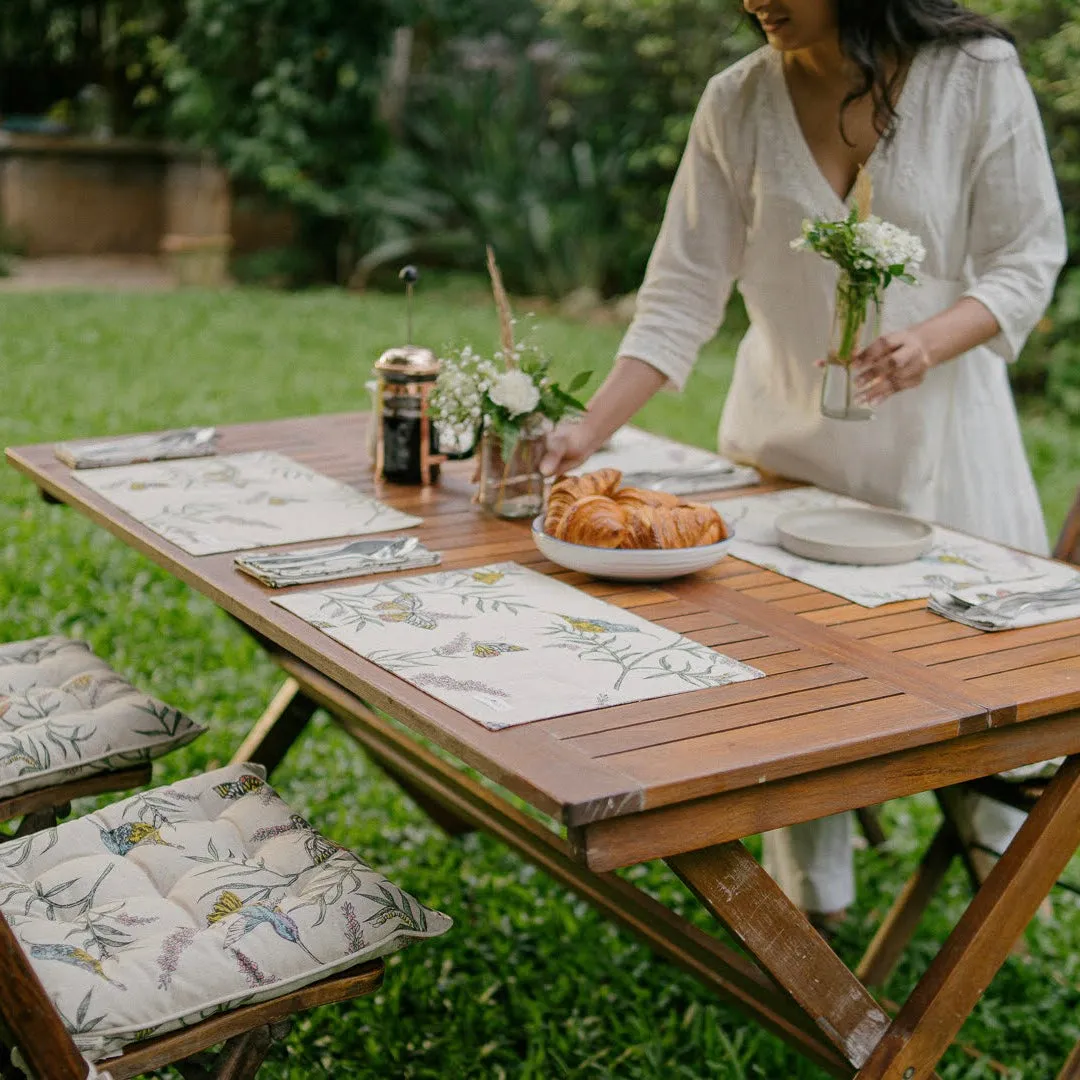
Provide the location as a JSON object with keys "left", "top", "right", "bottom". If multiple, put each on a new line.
{"left": 8, "top": 412, "right": 1080, "bottom": 1080}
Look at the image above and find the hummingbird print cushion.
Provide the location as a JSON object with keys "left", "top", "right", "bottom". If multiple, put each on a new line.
{"left": 0, "top": 636, "right": 206, "bottom": 802}
{"left": 719, "top": 487, "right": 1064, "bottom": 608}
{"left": 0, "top": 763, "right": 452, "bottom": 1062}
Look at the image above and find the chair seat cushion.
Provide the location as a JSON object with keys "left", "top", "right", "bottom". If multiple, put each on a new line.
{"left": 0, "top": 763, "right": 452, "bottom": 1061}
{"left": 0, "top": 636, "right": 205, "bottom": 803}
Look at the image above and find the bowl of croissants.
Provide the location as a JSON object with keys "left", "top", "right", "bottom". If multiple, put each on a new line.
{"left": 532, "top": 468, "right": 733, "bottom": 581}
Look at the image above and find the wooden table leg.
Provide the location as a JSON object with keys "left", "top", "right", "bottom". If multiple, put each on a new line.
{"left": 856, "top": 806, "right": 888, "bottom": 849}
{"left": 856, "top": 753, "right": 1080, "bottom": 1079}
{"left": 856, "top": 824, "right": 955, "bottom": 987}
{"left": 669, "top": 843, "right": 891, "bottom": 1070}
{"left": 246, "top": 653, "right": 850, "bottom": 1074}
{"left": 230, "top": 678, "right": 318, "bottom": 776}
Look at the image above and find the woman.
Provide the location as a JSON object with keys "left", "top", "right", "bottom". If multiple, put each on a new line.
{"left": 540, "top": 0, "right": 1067, "bottom": 925}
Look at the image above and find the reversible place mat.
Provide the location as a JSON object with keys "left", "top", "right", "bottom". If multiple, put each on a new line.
{"left": 73, "top": 451, "right": 421, "bottom": 556}
{"left": 274, "top": 561, "right": 764, "bottom": 730}
{"left": 576, "top": 427, "right": 760, "bottom": 494}
{"left": 718, "top": 487, "right": 1057, "bottom": 608}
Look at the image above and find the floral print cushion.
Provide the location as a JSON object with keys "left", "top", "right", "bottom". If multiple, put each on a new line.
{"left": 0, "top": 636, "right": 206, "bottom": 802}
{"left": 0, "top": 763, "right": 452, "bottom": 1062}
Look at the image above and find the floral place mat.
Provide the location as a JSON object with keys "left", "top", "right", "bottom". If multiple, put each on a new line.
{"left": 576, "top": 427, "right": 760, "bottom": 494}
{"left": 73, "top": 451, "right": 421, "bottom": 556}
{"left": 717, "top": 487, "right": 1058, "bottom": 608}
{"left": 274, "top": 561, "right": 764, "bottom": 730}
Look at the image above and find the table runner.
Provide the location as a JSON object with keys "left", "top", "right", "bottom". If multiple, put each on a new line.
{"left": 274, "top": 561, "right": 764, "bottom": 730}
{"left": 73, "top": 451, "right": 421, "bottom": 556}
{"left": 718, "top": 487, "right": 1056, "bottom": 608}
{"left": 576, "top": 427, "right": 760, "bottom": 494}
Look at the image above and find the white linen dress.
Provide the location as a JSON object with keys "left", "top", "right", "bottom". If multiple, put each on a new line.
{"left": 617, "top": 38, "right": 1068, "bottom": 912}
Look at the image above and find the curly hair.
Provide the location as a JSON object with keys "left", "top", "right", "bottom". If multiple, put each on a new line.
{"left": 749, "top": 0, "right": 1014, "bottom": 142}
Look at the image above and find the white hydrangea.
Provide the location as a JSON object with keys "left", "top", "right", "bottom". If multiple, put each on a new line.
{"left": 488, "top": 369, "right": 541, "bottom": 417}
{"left": 431, "top": 349, "right": 499, "bottom": 433}
{"left": 855, "top": 217, "right": 926, "bottom": 274}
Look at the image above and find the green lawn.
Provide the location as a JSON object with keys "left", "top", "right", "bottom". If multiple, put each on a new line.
{"left": 1, "top": 279, "right": 1077, "bottom": 1079}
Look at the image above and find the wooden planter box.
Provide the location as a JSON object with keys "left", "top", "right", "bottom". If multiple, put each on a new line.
{"left": 0, "top": 135, "right": 249, "bottom": 285}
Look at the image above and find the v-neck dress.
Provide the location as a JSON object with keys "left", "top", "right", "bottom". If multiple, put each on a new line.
{"left": 618, "top": 39, "right": 1066, "bottom": 554}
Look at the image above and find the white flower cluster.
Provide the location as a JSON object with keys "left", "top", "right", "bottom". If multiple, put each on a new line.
{"left": 854, "top": 217, "right": 926, "bottom": 275}
{"left": 789, "top": 223, "right": 812, "bottom": 252}
{"left": 430, "top": 345, "right": 498, "bottom": 436}
{"left": 489, "top": 369, "right": 541, "bottom": 417}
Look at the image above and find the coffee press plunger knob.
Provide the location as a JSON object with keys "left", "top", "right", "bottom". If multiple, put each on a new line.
{"left": 399, "top": 265, "right": 419, "bottom": 344}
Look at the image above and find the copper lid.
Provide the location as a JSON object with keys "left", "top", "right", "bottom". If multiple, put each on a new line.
{"left": 374, "top": 344, "right": 440, "bottom": 377}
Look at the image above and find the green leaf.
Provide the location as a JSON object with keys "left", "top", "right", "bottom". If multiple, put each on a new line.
{"left": 567, "top": 369, "right": 592, "bottom": 393}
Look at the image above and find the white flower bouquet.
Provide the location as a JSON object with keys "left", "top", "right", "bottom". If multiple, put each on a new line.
{"left": 791, "top": 170, "right": 926, "bottom": 418}
{"left": 430, "top": 248, "right": 591, "bottom": 516}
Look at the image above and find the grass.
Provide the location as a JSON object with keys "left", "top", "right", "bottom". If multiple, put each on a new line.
{"left": 1, "top": 277, "right": 1078, "bottom": 1079}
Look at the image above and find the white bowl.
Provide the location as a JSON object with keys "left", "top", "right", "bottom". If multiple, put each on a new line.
{"left": 531, "top": 516, "right": 734, "bottom": 582}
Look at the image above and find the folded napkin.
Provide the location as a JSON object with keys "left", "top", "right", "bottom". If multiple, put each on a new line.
{"left": 235, "top": 536, "right": 441, "bottom": 588}
{"left": 576, "top": 427, "right": 760, "bottom": 495}
{"left": 929, "top": 572, "right": 1080, "bottom": 631}
{"left": 56, "top": 427, "right": 218, "bottom": 469}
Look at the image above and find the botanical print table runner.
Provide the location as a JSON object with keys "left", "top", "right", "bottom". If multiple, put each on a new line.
{"left": 275, "top": 562, "right": 764, "bottom": 730}
{"left": 73, "top": 451, "right": 421, "bottom": 556}
{"left": 576, "top": 427, "right": 760, "bottom": 493}
{"left": 718, "top": 487, "right": 1059, "bottom": 608}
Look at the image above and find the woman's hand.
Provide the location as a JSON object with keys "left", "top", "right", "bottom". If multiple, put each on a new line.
{"left": 851, "top": 328, "right": 934, "bottom": 405}
{"left": 539, "top": 418, "right": 603, "bottom": 478}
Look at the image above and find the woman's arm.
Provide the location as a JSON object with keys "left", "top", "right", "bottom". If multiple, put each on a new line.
{"left": 853, "top": 296, "right": 1000, "bottom": 405}
{"left": 854, "top": 49, "right": 1066, "bottom": 405}
{"left": 540, "top": 356, "right": 667, "bottom": 475}
{"left": 541, "top": 75, "right": 750, "bottom": 476}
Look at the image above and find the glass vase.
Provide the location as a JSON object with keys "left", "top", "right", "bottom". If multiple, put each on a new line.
{"left": 821, "top": 273, "right": 880, "bottom": 421}
{"left": 478, "top": 429, "right": 545, "bottom": 520}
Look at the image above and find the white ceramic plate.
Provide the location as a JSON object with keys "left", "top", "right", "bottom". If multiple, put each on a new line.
{"left": 531, "top": 516, "right": 734, "bottom": 582}
{"left": 774, "top": 507, "right": 933, "bottom": 566}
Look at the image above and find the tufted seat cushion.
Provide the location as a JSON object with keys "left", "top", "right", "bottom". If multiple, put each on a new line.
{"left": 0, "top": 763, "right": 452, "bottom": 1061}
{"left": 0, "top": 636, "right": 205, "bottom": 802}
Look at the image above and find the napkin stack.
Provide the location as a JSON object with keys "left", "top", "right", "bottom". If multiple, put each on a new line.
{"left": 235, "top": 536, "right": 441, "bottom": 588}
{"left": 929, "top": 573, "right": 1080, "bottom": 631}
{"left": 56, "top": 427, "right": 219, "bottom": 469}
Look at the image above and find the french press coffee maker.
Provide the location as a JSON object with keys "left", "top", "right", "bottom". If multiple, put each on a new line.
{"left": 372, "top": 267, "right": 445, "bottom": 485}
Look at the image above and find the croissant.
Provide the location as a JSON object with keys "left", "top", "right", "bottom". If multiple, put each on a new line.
{"left": 553, "top": 494, "right": 627, "bottom": 548}
{"left": 652, "top": 503, "right": 727, "bottom": 549}
{"left": 544, "top": 469, "right": 622, "bottom": 537}
{"left": 614, "top": 487, "right": 680, "bottom": 511}
{"left": 545, "top": 470, "right": 729, "bottom": 550}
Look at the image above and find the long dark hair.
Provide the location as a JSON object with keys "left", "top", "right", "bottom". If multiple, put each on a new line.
{"left": 750, "top": 0, "right": 1014, "bottom": 142}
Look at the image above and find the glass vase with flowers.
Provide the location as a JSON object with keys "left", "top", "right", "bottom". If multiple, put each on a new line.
{"left": 430, "top": 248, "right": 591, "bottom": 519}
{"left": 791, "top": 169, "right": 926, "bottom": 420}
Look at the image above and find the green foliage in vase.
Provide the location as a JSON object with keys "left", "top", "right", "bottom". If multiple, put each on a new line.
{"left": 792, "top": 209, "right": 926, "bottom": 362}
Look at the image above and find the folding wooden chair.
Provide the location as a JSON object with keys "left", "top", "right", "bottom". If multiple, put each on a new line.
{"left": 0, "top": 636, "right": 204, "bottom": 838}
{"left": 0, "top": 910, "right": 384, "bottom": 1080}
{"left": 855, "top": 486, "right": 1080, "bottom": 1078}
{"left": 0, "top": 762, "right": 449, "bottom": 1079}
